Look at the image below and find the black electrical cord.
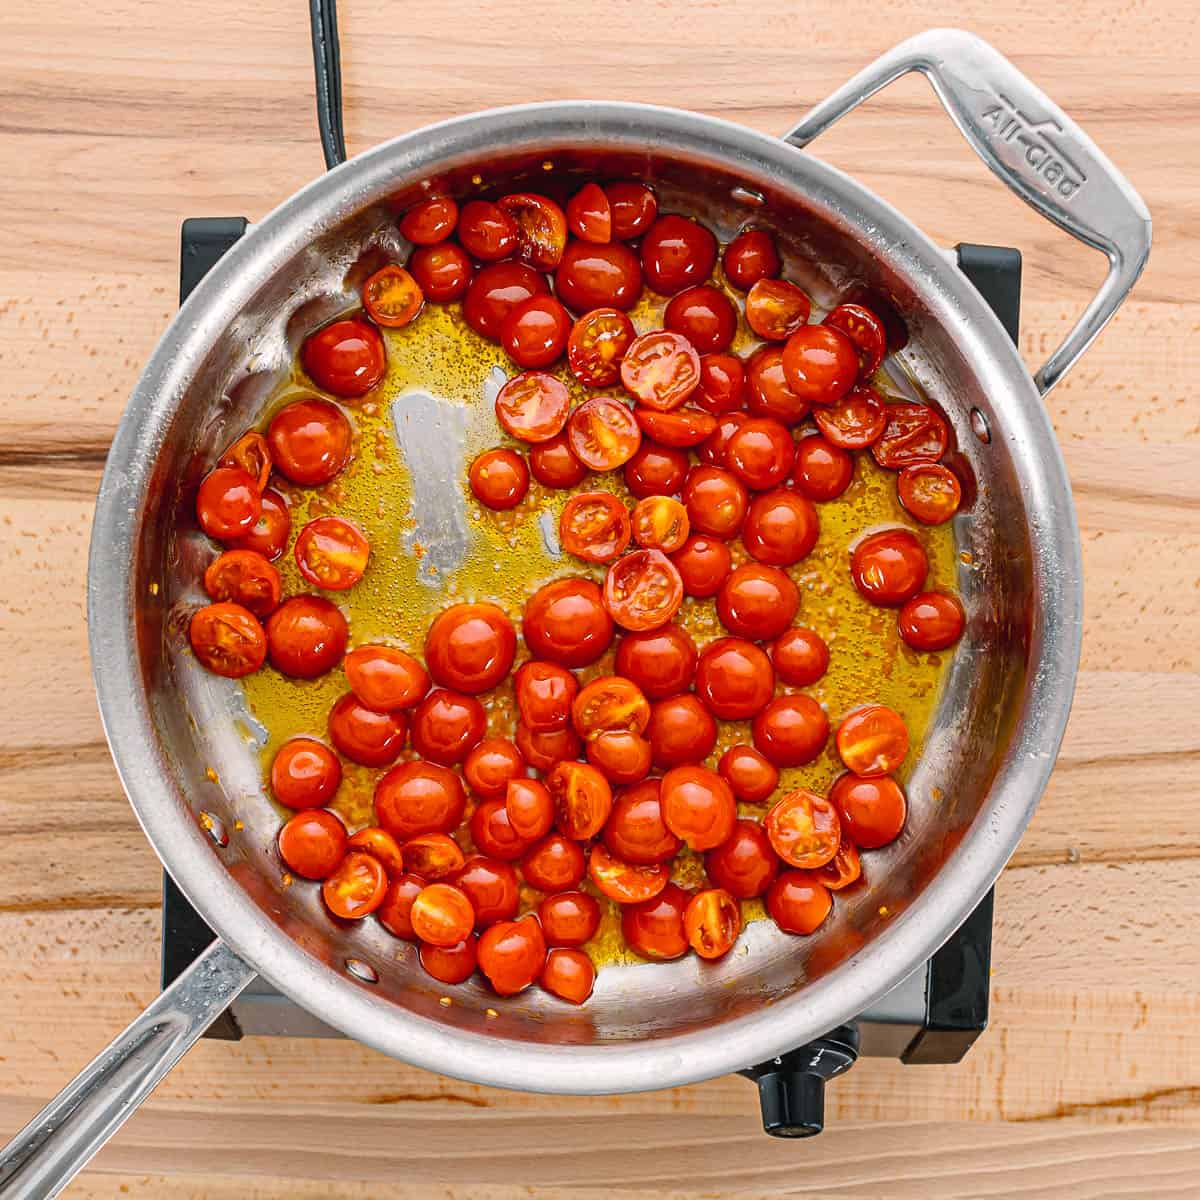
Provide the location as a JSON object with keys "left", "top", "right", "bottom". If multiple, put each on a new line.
{"left": 309, "top": 0, "right": 347, "bottom": 169}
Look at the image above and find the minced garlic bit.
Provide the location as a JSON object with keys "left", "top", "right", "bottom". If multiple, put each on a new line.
{"left": 439, "top": 995, "right": 452, "bottom": 1007}
{"left": 485, "top": 1007, "right": 499, "bottom": 1019}
{"left": 205, "top": 766, "right": 219, "bottom": 783}
{"left": 878, "top": 905, "right": 890, "bottom": 917}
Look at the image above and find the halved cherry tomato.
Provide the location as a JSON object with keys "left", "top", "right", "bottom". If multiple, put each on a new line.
{"left": 670, "top": 534, "right": 732, "bottom": 598}
{"left": 620, "top": 331, "right": 701, "bottom": 412}
{"left": 695, "top": 637, "right": 774, "bottom": 722}
{"left": 695, "top": 353, "right": 746, "bottom": 415}
{"left": 410, "top": 688, "right": 485, "bottom": 765}
{"left": 606, "top": 182, "right": 657, "bottom": 240}
{"left": 515, "top": 660, "right": 578, "bottom": 731}
{"left": 279, "top": 809, "right": 347, "bottom": 880}
{"left": 572, "top": 675, "right": 651, "bottom": 739}
{"left": 328, "top": 692, "right": 407, "bottom": 766}
{"left": 640, "top": 215, "right": 717, "bottom": 294}
{"left": 294, "top": 516, "right": 370, "bottom": 591}
{"left": 764, "top": 788, "right": 840, "bottom": 867}
{"left": 842, "top": 284, "right": 909, "bottom": 351}
{"left": 790, "top": 434, "right": 853, "bottom": 502}
{"left": 529, "top": 432, "right": 588, "bottom": 488}
{"left": 270, "top": 737, "right": 341, "bottom": 809}
{"left": 548, "top": 761, "right": 613, "bottom": 840}
{"left": 664, "top": 285, "right": 738, "bottom": 354}
{"left": 265, "top": 595, "right": 347, "bottom": 678}
{"left": 604, "top": 549, "right": 684, "bottom": 631}
{"left": 454, "top": 856, "right": 520, "bottom": 927}
{"left": 301, "top": 319, "right": 386, "bottom": 399}
{"left": 567, "top": 307, "right": 635, "bottom": 387}
{"left": 645, "top": 694, "right": 717, "bottom": 768}
{"left": 463, "top": 261, "right": 549, "bottom": 340}
{"left": 408, "top": 242, "right": 473, "bottom": 302}
{"left": 189, "top": 602, "right": 267, "bottom": 678}
{"left": 771, "top": 627, "right": 830, "bottom": 687}
{"left": 478, "top": 914, "right": 546, "bottom": 995}
{"left": 705, "top": 819, "right": 779, "bottom": 898}
{"left": 464, "top": 738, "right": 525, "bottom": 800}
{"left": 634, "top": 406, "right": 717, "bottom": 448}
{"left": 767, "top": 870, "right": 832, "bottom": 934}
{"left": 540, "top": 947, "right": 595, "bottom": 1004}
{"left": 378, "top": 873, "right": 427, "bottom": 940}
{"left": 682, "top": 466, "right": 748, "bottom": 539}
{"left": 631, "top": 496, "right": 689, "bottom": 553}
{"left": 515, "top": 722, "right": 583, "bottom": 772}
{"left": 660, "top": 765, "right": 736, "bottom": 851}
{"left": 898, "top": 591, "right": 965, "bottom": 651}
{"left": 815, "top": 839, "right": 863, "bottom": 890}
{"left": 346, "top": 827, "right": 405, "bottom": 876}
{"left": 344, "top": 644, "right": 428, "bottom": 711}
{"left": 469, "top": 448, "right": 529, "bottom": 510}
{"left": 823, "top": 302, "right": 887, "bottom": 375}
{"left": 871, "top": 402, "right": 950, "bottom": 469}
{"left": 613, "top": 624, "right": 697, "bottom": 700}
{"left": 829, "top": 772, "right": 907, "bottom": 848}
{"left": 567, "top": 395, "right": 642, "bottom": 471}
{"left": 723, "top": 230, "right": 781, "bottom": 291}
{"left": 363, "top": 264, "right": 423, "bottom": 328}
{"left": 559, "top": 491, "right": 631, "bottom": 564}
{"left": 399, "top": 196, "right": 458, "bottom": 245}
{"left": 403, "top": 832, "right": 466, "bottom": 880}
{"left": 717, "top": 563, "right": 799, "bottom": 641}
{"left": 746, "top": 278, "right": 811, "bottom": 341}
{"left": 589, "top": 844, "right": 669, "bottom": 904}
{"left": 322, "top": 851, "right": 388, "bottom": 919}
{"left": 745, "top": 346, "right": 809, "bottom": 425}
{"left": 566, "top": 183, "right": 612, "bottom": 243}
{"left": 586, "top": 730, "right": 652, "bottom": 784}
{"left": 753, "top": 694, "right": 830, "bottom": 767}
{"left": 229, "top": 488, "right": 290, "bottom": 561}
{"left": 539, "top": 890, "right": 601, "bottom": 946}
{"left": 505, "top": 777, "right": 555, "bottom": 841}
{"left": 410, "top": 882, "right": 475, "bottom": 947}
{"left": 419, "top": 936, "right": 478, "bottom": 984}
{"left": 621, "top": 882, "right": 689, "bottom": 960}
{"left": 603, "top": 778, "right": 680, "bottom": 864}
{"left": 498, "top": 192, "right": 568, "bottom": 270}
{"left": 219, "top": 431, "right": 272, "bottom": 494}
{"left": 898, "top": 463, "right": 962, "bottom": 525}
{"left": 698, "top": 411, "right": 747, "bottom": 467}
{"left": 717, "top": 744, "right": 779, "bottom": 803}
{"left": 684, "top": 888, "right": 740, "bottom": 959}
{"left": 496, "top": 372, "right": 571, "bottom": 446}
{"left": 555, "top": 241, "right": 642, "bottom": 311}
{"left": 726, "top": 417, "right": 795, "bottom": 491}
{"left": 267, "top": 398, "right": 351, "bottom": 486}
{"left": 204, "top": 549, "right": 281, "bottom": 616}
{"left": 835, "top": 704, "right": 909, "bottom": 777}
{"left": 851, "top": 528, "right": 928, "bottom": 606}
{"left": 375, "top": 759, "right": 467, "bottom": 839}
{"left": 471, "top": 797, "right": 533, "bottom": 862}
{"left": 425, "top": 602, "right": 517, "bottom": 695}
{"left": 501, "top": 294, "right": 571, "bottom": 369}
{"left": 813, "top": 384, "right": 887, "bottom": 449}
{"left": 623, "top": 442, "right": 689, "bottom": 499}
{"left": 781, "top": 325, "right": 857, "bottom": 407}
{"left": 197, "top": 467, "right": 260, "bottom": 540}
{"left": 742, "top": 490, "right": 819, "bottom": 567}
{"left": 457, "top": 199, "right": 518, "bottom": 260}
{"left": 521, "top": 833, "right": 586, "bottom": 892}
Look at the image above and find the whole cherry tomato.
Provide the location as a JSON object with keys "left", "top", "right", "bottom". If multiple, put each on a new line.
{"left": 829, "top": 772, "right": 907, "bottom": 848}
{"left": 822, "top": 302, "right": 887, "bottom": 375}
{"left": 547, "top": 761, "right": 613, "bottom": 840}
{"left": 753, "top": 694, "right": 830, "bottom": 767}
{"left": 634, "top": 407, "right": 717, "bottom": 449}
{"left": 603, "top": 778, "right": 680, "bottom": 864}
{"left": 463, "top": 738, "right": 525, "bottom": 800}
{"left": 228, "top": 488, "right": 290, "bottom": 561}
{"left": 470, "top": 448, "right": 529, "bottom": 511}
{"left": 278, "top": 808, "right": 347, "bottom": 880}
{"left": 695, "top": 637, "right": 774, "bottom": 720}
{"left": 684, "top": 888, "right": 741, "bottom": 959}
{"left": 814, "top": 839, "right": 863, "bottom": 890}
{"left": 781, "top": 325, "right": 858, "bottom": 407}
{"left": 529, "top": 432, "right": 588, "bottom": 488}
{"left": 745, "top": 279, "right": 811, "bottom": 341}
{"left": 567, "top": 395, "right": 642, "bottom": 471}
{"left": 403, "top": 832, "right": 466, "bottom": 880}
{"left": 478, "top": 914, "right": 546, "bottom": 995}
{"left": 682, "top": 466, "right": 748, "bottom": 539}
{"left": 767, "top": 870, "right": 832, "bottom": 934}
{"left": 897, "top": 463, "right": 962, "bottom": 525}
{"left": 425, "top": 603, "right": 517, "bottom": 695}
{"left": 742, "top": 490, "right": 819, "bottom": 567}
{"left": 266, "top": 595, "right": 348, "bottom": 678}
{"left": 555, "top": 241, "right": 642, "bottom": 311}
{"left": 408, "top": 242, "right": 473, "bottom": 302}
{"left": 566, "top": 182, "right": 612, "bottom": 243}
{"left": 301, "top": 319, "right": 386, "bottom": 398}
{"left": 410, "top": 688, "right": 485, "bottom": 765}
{"left": 717, "top": 563, "right": 799, "bottom": 641}
{"left": 725, "top": 418, "right": 795, "bottom": 491}
{"left": 514, "top": 660, "right": 578, "bottom": 732}
{"left": 457, "top": 199, "right": 518, "bottom": 260}
{"left": 267, "top": 398, "right": 351, "bottom": 486}
{"left": 218, "top": 431, "right": 272, "bottom": 493}
{"left": 664, "top": 285, "right": 738, "bottom": 354}
{"left": 603, "top": 549, "right": 684, "bottom": 631}
{"left": 505, "top": 777, "right": 555, "bottom": 841}
{"left": 346, "top": 827, "right": 406, "bottom": 877}
{"left": 641, "top": 215, "right": 718, "bottom": 294}
{"left": 294, "top": 516, "right": 370, "bottom": 591}
{"left": 813, "top": 384, "right": 887, "bottom": 450}
{"left": 851, "top": 528, "right": 928, "bottom": 606}
{"left": 203, "top": 549, "right": 281, "bottom": 616}
{"left": 362, "top": 264, "right": 423, "bottom": 328}
{"left": 745, "top": 346, "right": 808, "bottom": 424}
{"left": 270, "top": 737, "right": 341, "bottom": 809}
{"left": 471, "top": 797, "right": 533, "bottom": 862}
{"left": 771, "top": 627, "right": 830, "bottom": 687}
{"left": 196, "top": 467, "right": 260, "bottom": 540}
{"left": 540, "top": 948, "right": 595, "bottom": 1004}
{"left": 614, "top": 623, "right": 698, "bottom": 699}
{"left": 621, "top": 882, "right": 689, "bottom": 960}
{"left": 501, "top": 295, "right": 571, "bottom": 368}
{"left": 835, "top": 704, "right": 909, "bottom": 777}
{"left": 378, "top": 873, "right": 427, "bottom": 940}
{"left": 566, "top": 307, "right": 634, "bottom": 387}
{"left": 572, "top": 675, "right": 651, "bottom": 740}
{"left": 660, "top": 765, "right": 736, "bottom": 851}
{"left": 705, "top": 819, "right": 779, "bottom": 898}
{"left": 695, "top": 353, "right": 746, "bottom": 415}
{"left": 515, "top": 722, "right": 583, "bottom": 772}
{"left": 623, "top": 442, "right": 689, "bottom": 499}
{"left": 586, "top": 730, "right": 653, "bottom": 785}
{"left": 871, "top": 402, "right": 950, "bottom": 469}
{"left": 344, "top": 644, "right": 429, "bottom": 711}
{"left": 399, "top": 196, "right": 458, "bottom": 245}
{"left": 620, "top": 331, "right": 701, "bottom": 412}
{"left": 328, "top": 693, "right": 407, "bottom": 766}
{"left": 521, "top": 833, "right": 586, "bottom": 892}
{"left": 463, "top": 261, "right": 549, "bottom": 341}
{"left": 645, "top": 694, "right": 717, "bottom": 768}
{"left": 589, "top": 844, "right": 669, "bottom": 904}
{"left": 790, "top": 434, "right": 854, "bottom": 502}
{"left": 722, "top": 230, "right": 781, "bottom": 291}
{"left": 717, "top": 744, "right": 779, "bottom": 803}
{"left": 322, "top": 851, "right": 388, "bottom": 919}
{"left": 497, "top": 192, "right": 568, "bottom": 270}
{"left": 560, "top": 491, "right": 632, "bottom": 563}
{"left": 606, "top": 182, "right": 657, "bottom": 239}
{"left": 670, "top": 534, "right": 732, "bottom": 598}
{"left": 522, "top": 577, "right": 614, "bottom": 668}
{"left": 765, "top": 787, "right": 840, "bottom": 867}
{"left": 630, "top": 496, "right": 689, "bottom": 553}
{"left": 454, "top": 856, "right": 520, "bottom": 927}
{"left": 419, "top": 936, "right": 479, "bottom": 984}
{"left": 899, "top": 591, "right": 965, "bottom": 651}
{"left": 375, "top": 759, "right": 467, "bottom": 839}
{"left": 538, "top": 890, "right": 601, "bottom": 946}
{"left": 698, "top": 411, "right": 747, "bottom": 467}
{"left": 411, "top": 882, "right": 476, "bottom": 947}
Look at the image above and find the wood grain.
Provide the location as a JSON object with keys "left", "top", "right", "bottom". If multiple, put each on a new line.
{"left": 1, "top": 0, "right": 1198, "bottom": 1194}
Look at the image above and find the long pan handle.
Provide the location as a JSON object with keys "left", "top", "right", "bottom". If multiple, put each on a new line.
{"left": 0, "top": 938, "right": 257, "bottom": 1198}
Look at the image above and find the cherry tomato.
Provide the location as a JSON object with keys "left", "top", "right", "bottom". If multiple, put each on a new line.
{"left": 623, "top": 442, "right": 689, "bottom": 499}
{"left": 514, "top": 660, "right": 577, "bottom": 732}
{"left": 425, "top": 603, "right": 517, "bottom": 695}
{"left": 189, "top": 602, "right": 266, "bottom": 678}
{"left": 898, "top": 463, "right": 962, "bottom": 525}
{"left": 790, "top": 434, "right": 853, "bottom": 502}
{"left": 722, "top": 230, "right": 781, "bottom": 291}
{"left": 646, "top": 694, "right": 717, "bottom": 768}
{"left": 899, "top": 591, "right": 965, "bottom": 651}
{"left": 399, "top": 196, "right": 458, "bottom": 245}
{"left": 767, "top": 870, "right": 832, "bottom": 934}
{"left": 606, "top": 182, "right": 658, "bottom": 239}
{"left": 835, "top": 704, "right": 909, "bottom": 777}
{"left": 521, "top": 833, "right": 586, "bottom": 892}
{"left": 696, "top": 637, "right": 774, "bottom": 720}
{"left": 567, "top": 395, "right": 642, "bottom": 471}
{"left": 523, "top": 577, "right": 614, "bottom": 669}
{"left": 745, "top": 346, "right": 809, "bottom": 425}
{"left": 328, "top": 693, "right": 407, "bottom": 766}
{"left": 829, "top": 772, "right": 907, "bottom": 848}
{"left": 501, "top": 295, "right": 571, "bottom": 368}
{"left": 871, "top": 402, "right": 950, "bottom": 469}
{"left": 725, "top": 417, "right": 795, "bottom": 491}
{"left": 464, "top": 738, "right": 525, "bottom": 800}
{"left": 375, "top": 759, "right": 467, "bottom": 839}
{"left": 411, "top": 882, "right": 476, "bottom": 947}
{"left": 344, "top": 644, "right": 429, "bottom": 711}
{"left": 764, "top": 787, "right": 840, "bottom": 867}
{"left": 717, "top": 563, "right": 799, "bottom": 641}
{"left": 419, "top": 936, "right": 478, "bottom": 984}
{"left": 494, "top": 373, "right": 569, "bottom": 446}
{"left": 204, "top": 549, "right": 281, "bottom": 616}
{"left": 403, "top": 832, "right": 466, "bottom": 880}
{"left": 670, "top": 534, "right": 732, "bottom": 598}
{"left": 378, "top": 873, "right": 426, "bottom": 939}
{"left": 745, "top": 278, "right": 811, "bottom": 341}
{"left": 815, "top": 839, "right": 863, "bottom": 890}
{"left": 219, "top": 431, "right": 272, "bottom": 494}
{"left": 539, "top": 890, "right": 601, "bottom": 946}
{"left": 267, "top": 398, "right": 351, "bottom": 486}
{"left": 603, "top": 779, "right": 681, "bottom": 865}
{"left": 279, "top": 809, "right": 347, "bottom": 880}
{"left": 565, "top": 310, "right": 633, "bottom": 390}
{"left": 851, "top": 528, "right": 928, "bottom": 606}
{"left": 457, "top": 199, "right": 518, "bottom": 260}
{"left": 613, "top": 624, "right": 697, "bottom": 700}
{"left": 682, "top": 466, "right": 748, "bottom": 539}
{"left": 505, "top": 777, "right": 555, "bottom": 841}
{"left": 664, "top": 285, "right": 738, "bottom": 354}
{"left": 744, "top": 489, "right": 820, "bottom": 566}
{"left": 559, "top": 491, "right": 631, "bottom": 564}
{"left": 471, "top": 797, "right": 533, "bottom": 862}
{"left": 604, "top": 548, "right": 684, "bottom": 631}
{"left": 294, "top": 516, "right": 370, "bottom": 591}
{"left": 463, "top": 261, "right": 549, "bottom": 340}
{"left": 566, "top": 183, "right": 612, "bottom": 243}
{"left": 572, "top": 675, "right": 651, "bottom": 740}
{"left": 228, "top": 488, "right": 290, "bottom": 561}
{"left": 589, "top": 844, "right": 669, "bottom": 904}
{"left": 478, "top": 914, "right": 546, "bottom": 995}
{"left": 771, "top": 627, "right": 829, "bottom": 687}
{"left": 408, "top": 242, "right": 473, "bottom": 302}
{"left": 529, "top": 432, "right": 588, "bottom": 488}
{"left": 454, "top": 856, "right": 520, "bottom": 927}
{"left": 266, "top": 595, "right": 347, "bottom": 678}
{"left": 196, "top": 467, "right": 260, "bottom": 540}
{"left": 705, "top": 819, "right": 779, "bottom": 898}
{"left": 641, "top": 215, "right": 718, "bottom": 294}
{"left": 301, "top": 319, "right": 386, "bottom": 399}
{"left": 497, "top": 192, "right": 568, "bottom": 270}
{"left": 363, "top": 264, "right": 423, "bottom": 328}
{"left": 322, "top": 851, "right": 388, "bottom": 919}
{"left": 270, "top": 738, "right": 341, "bottom": 809}
{"left": 753, "top": 694, "right": 830, "bottom": 767}
{"left": 717, "top": 744, "right": 779, "bottom": 804}
{"left": 515, "top": 722, "right": 583, "bottom": 773}
{"left": 823, "top": 302, "right": 887, "bottom": 375}
{"left": 620, "top": 331, "right": 701, "bottom": 412}
{"left": 660, "top": 765, "right": 736, "bottom": 851}
{"left": 469, "top": 450, "right": 528, "bottom": 512}
{"left": 634, "top": 406, "right": 717, "bottom": 449}
{"left": 630, "top": 496, "right": 689, "bottom": 553}
{"left": 548, "top": 761, "right": 613, "bottom": 840}
{"left": 540, "top": 947, "right": 595, "bottom": 1004}
{"left": 621, "top": 882, "right": 689, "bottom": 960}
{"left": 842, "top": 285, "right": 909, "bottom": 351}
{"left": 586, "top": 730, "right": 653, "bottom": 785}
{"left": 813, "top": 384, "right": 887, "bottom": 449}
{"left": 410, "top": 689, "right": 485, "bottom": 765}
{"left": 695, "top": 353, "right": 746, "bottom": 415}
{"left": 698, "top": 411, "right": 747, "bottom": 467}
{"left": 684, "top": 888, "right": 740, "bottom": 959}
{"left": 781, "top": 325, "right": 858, "bottom": 407}
{"left": 555, "top": 241, "right": 642, "bottom": 311}
{"left": 346, "top": 827, "right": 406, "bottom": 877}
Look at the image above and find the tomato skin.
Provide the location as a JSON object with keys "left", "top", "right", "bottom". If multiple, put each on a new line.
{"left": 375, "top": 759, "right": 467, "bottom": 840}
{"left": 813, "top": 384, "right": 887, "bottom": 450}
{"left": 363, "top": 264, "right": 423, "bottom": 328}
{"left": 788, "top": 435, "right": 852, "bottom": 503}
{"left": 301, "top": 319, "right": 386, "bottom": 399}
{"left": 547, "top": 760, "right": 613, "bottom": 840}
{"left": 463, "top": 738, "right": 525, "bottom": 800}
{"left": 540, "top": 947, "right": 595, "bottom": 1004}
{"left": 567, "top": 395, "right": 642, "bottom": 471}
{"left": 454, "top": 856, "right": 520, "bottom": 927}
{"left": 695, "top": 353, "right": 746, "bottom": 415}
{"left": 346, "top": 827, "right": 406, "bottom": 877}
{"left": 470, "top": 797, "right": 533, "bottom": 862}
{"left": 521, "top": 833, "right": 586, "bottom": 892}
{"left": 425, "top": 603, "right": 516, "bottom": 695}
{"left": 203, "top": 549, "right": 281, "bottom": 617}
{"left": 897, "top": 463, "right": 962, "bottom": 525}
{"left": 602, "top": 778, "right": 680, "bottom": 865}
{"left": 871, "top": 402, "right": 950, "bottom": 469}
{"left": 723, "top": 230, "right": 781, "bottom": 291}
{"left": 228, "top": 488, "right": 290, "bottom": 561}
{"left": 641, "top": 215, "right": 718, "bottom": 295}
{"left": 378, "top": 873, "right": 427, "bottom": 940}
{"left": 603, "top": 548, "right": 684, "bottom": 632}
{"left": 265, "top": 595, "right": 348, "bottom": 679}
{"left": 767, "top": 870, "right": 832, "bottom": 935}
{"left": 560, "top": 491, "right": 632, "bottom": 564}
{"left": 539, "top": 890, "right": 601, "bottom": 946}
{"left": 623, "top": 442, "right": 689, "bottom": 499}
{"left": 566, "top": 307, "right": 635, "bottom": 387}
{"left": 463, "top": 261, "right": 549, "bottom": 341}
{"left": 586, "top": 730, "right": 653, "bottom": 785}
{"left": 851, "top": 528, "right": 928, "bottom": 606}
{"left": 555, "top": 241, "right": 642, "bottom": 311}
{"left": 682, "top": 466, "right": 748, "bottom": 540}
{"left": 753, "top": 694, "right": 830, "bottom": 768}
{"left": 718, "top": 744, "right": 779, "bottom": 804}
{"left": 294, "top": 516, "right": 370, "bottom": 591}
{"left": 478, "top": 914, "right": 547, "bottom": 996}
{"left": 410, "top": 689, "right": 485, "bottom": 765}
{"left": 899, "top": 591, "right": 965, "bottom": 651}
{"left": 829, "top": 772, "right": 907, "bottom": 849}
{"left": 670, "top": 534, "right": 732, "bottom": 598}
{"left": 771, "top": 627, "right": 830, "bottom": 687}
{"left": 726, "top": 418, "right": 795, "bottom": 491}
{"left": 197, "top": 467, "right": 261, "bottom": 540}
{"left": 745, "top": 346, "right": 809, "bottom": 425}
{"left": 466, "top": 445, "right": 528, "bottom": 512}
{"left": 505, "top": 777, "right": 555, "bottom": 841}
{"left": 664, "top": 285, "right": 738, "bottom": 354}
{"left": 835, "top": 704, "right": 909, "bottom": 777}
{"left": 631, "top": 496, "right": 689, "bottom": 553}
{"left": 267, "top": 398, "right": 352, "bottom": 486}
{"left": 660, "top": 765, "right": 736, "bottom": 851}
{"left": 606, "top": 182, "right": 658, "bottom": 240}
{"left": 589, "top": 844, "right": 670, "bottom": 904}
{"left": 419, "top": 936, "right": 479, "bottom": 984}
{"left": 270, "top": 738, "right": 341, "bottom": 810}
{"left": 620, "top": 331, "right": 701, "bottom": 413}
{"left": 823, "top": 303, "right": 887, "bottom": 375}
{"left": 745, "top": 279, "right": 811, "bottom": 341}
{"left": 529, "top": 432, "right": 588, "bottom": 488}
{"left": 815, "top": 839, "right": 862, "bottom": 890}
{"left": 219, "top": 431, "right": 272, "bottom": 493}
{"left": 328, "top": 693, "right": 407, "bottom": 767}
{"left": 497, "top": 192, "right": 568, "bottom": 271}
{"left": 322, "top": 851, "right": 388, "bottom": 919}
{"left": 566, "top": 182, "right": 612, "bottom": 244}
{"left": 278, "top": 808, "right": 347, "bottom": 880}
{"left": 457, "top": 199, "right": 518, "bottom": 260}
{"left": 501, "top": 295, "right": 571, "bottom": 369}
{"left": 633, "top": 407, "right": 717, "bottom": 449}
{"left": 781, "top": 325, "right": 858, "bottom": 407}
{"left": 572, "top": 675, "right": 651, "bottom": 740}
{"left": 403, "top": 832, "right": 466, "bottom": 880}
{"left": 621, "top": 882, "right": 690, "bottom": 960}
{"left": 646, "top": 694, "right": 717, "bottom": 768}
{"left": 411, "top": 882, "right": 476, "bottom": 947}
{"left": 684, "top": 888, "right": 741, "bottom": 959}
{"left": 515, "top": 722, "right": 583, "bottom": 773}
{"left": 717, "top": 563, "right": 800, "bottom": 641}
{"left": 742, "top": 490, "right": 819, "bottom": 568}
{"left": 705, "top": 819, "right": 779, "bottom": 898}
{"left": 614, "top": 623, "right": 698, "bottom": 700}
{"left": 698, "top": 411, "right": 747, "bottom": 467}
{"left": 400, "top": 196, "right": 458, "bottom": 245}
{"left": 515, "top": 660, "right": 578, "bottom": 733}
{"left": 408, "top": 242, "right": 473, "bottom": 302}
{"left": 695, "top": 637, "right": 774, "bottom": 720}
{"left": 344, "top": 644, "right": 429, "bottom": 711}
{"left": 764, "top": 787, "right": 840, "bottom": 867}
{"left": 522, "top": 577, "right": 614, "bottom": 669}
